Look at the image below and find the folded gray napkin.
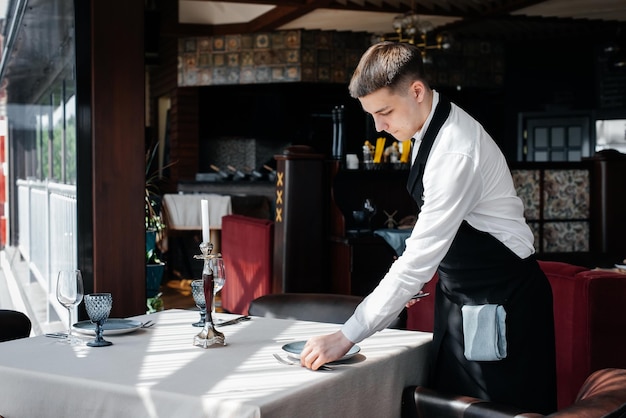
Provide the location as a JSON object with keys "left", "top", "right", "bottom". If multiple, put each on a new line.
{"left": 461, "top": 304, "right": 507, "bottom": 361}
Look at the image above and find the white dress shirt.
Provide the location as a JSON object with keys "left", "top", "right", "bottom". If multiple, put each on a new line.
{"left": 342, "top": 91, "right": 535, "bottom": 344}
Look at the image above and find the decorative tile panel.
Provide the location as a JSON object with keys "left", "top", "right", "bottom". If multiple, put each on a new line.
{"left": 226, "top": 35, "right": 241, "bottom": 51}
{"left": 197, "top": 53, "right": 211, "bottom": 67}
{"left": 178, "top": 29, "right": 371, "bottom": 86}
{"left": 213, "top": 36, "right": 226, "bottom": 52}
{"left": 511, "top": 166, "right": 591, "bottom": 254}
{"left": 512, "top": 169, "right": 540, "bottom": 220}
{"left": 543, "top": 221, "right": 589, "bottom": 252}
{"left": 198, "top": 38, "right": 211, "bottom": 52}
{"left": 179, "top": 30, "right": 502, "bottom": 88}
{"left": 528, "top": 221, "right": 540, "bottom": 250}
{"left": 543, "top": 169, "right": 589, "bottom": 219}
{"left": 254, "top": 33, "right": 270, "bottom": 49}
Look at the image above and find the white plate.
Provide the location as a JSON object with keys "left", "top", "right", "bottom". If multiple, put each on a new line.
{"left": 73, "top": 319, "right": 143, "bottom": 336}
{"left": 282, "top": 340, "right": 361, "bottom": 362}
{"left": 615, "top": 264, "right": 626, "bottom": 270}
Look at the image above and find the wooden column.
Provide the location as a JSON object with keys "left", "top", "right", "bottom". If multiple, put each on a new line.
{"left": 273, "top": 146, "right": 328, "bottom": 293}
{"left": 590, "top": 151, "right": 626, "bottom": 264}
{"left": 169, "top": 87, "right": 199, "bottom": 183}
{"left": 79, "top": 0, "right": 146, "bottom": 316}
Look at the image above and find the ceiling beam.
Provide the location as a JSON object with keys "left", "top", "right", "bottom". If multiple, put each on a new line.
{"left": 186, "top": 0, "right": 307, "bottom": 4}
{"left": 478, "top": 0, "right": 549, "bottom": 16}
{"left": 247, "top": 5, "right": 313, "bottom": 31}
{"left": 174, "top": 0, "right": 337, "bottom": 35}
{"left": 171, "top": 0, "right": 626, "bottom": 38}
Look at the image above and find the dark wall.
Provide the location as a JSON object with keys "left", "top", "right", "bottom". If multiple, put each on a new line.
{"left": 435, "top": 36, "right": 598, "bottom": 162}
{"left": 503, "top": 38, "right": 597, "bottom": 159}
{"left": 438, "top": 85, "right": 508, "bottom": 155}
{"left": 195, "top": 33, "right": 621, "bottom": 165}
{"left": 198, "top": 83, "right": 367, "bottom": 160}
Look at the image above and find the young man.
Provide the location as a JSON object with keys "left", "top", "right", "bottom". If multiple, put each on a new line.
{"left": 300, "top": 42, "right": 556, "bottom": 414}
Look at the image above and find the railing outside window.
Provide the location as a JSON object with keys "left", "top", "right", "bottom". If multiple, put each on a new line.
{"left": 17, "top": 179, "right": 77, "bottom": 322}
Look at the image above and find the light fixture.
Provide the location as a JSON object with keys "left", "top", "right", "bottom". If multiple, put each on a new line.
{"left": 371, "top": 4, "right": 451, "bottom": 62}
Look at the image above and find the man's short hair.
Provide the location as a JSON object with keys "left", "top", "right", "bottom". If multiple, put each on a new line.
{"left": 348, "top": 42, "right": 427, "bottom": 98}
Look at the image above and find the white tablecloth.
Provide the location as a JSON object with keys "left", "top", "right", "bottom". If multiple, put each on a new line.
{"left": 0, "top": 310, "right": 432, "bottom": 418}
{"left": 163, "top": 194, "right": 232, "bottom": 230}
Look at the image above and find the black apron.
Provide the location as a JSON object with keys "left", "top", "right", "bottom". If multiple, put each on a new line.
{"left": 407, "top": 96, "right": 557, "bottom": 414}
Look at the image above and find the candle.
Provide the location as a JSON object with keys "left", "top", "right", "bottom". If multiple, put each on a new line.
{"left": 201, "top": 199, "right": 210, "bottom": 243}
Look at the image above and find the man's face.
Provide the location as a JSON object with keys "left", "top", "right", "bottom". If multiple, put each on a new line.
{"left": 358, "top": 82, "right": 425, "bottom": 141}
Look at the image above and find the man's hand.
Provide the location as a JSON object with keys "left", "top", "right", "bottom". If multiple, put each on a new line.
{"left": 405, "top": 291, "right": 430, "bottom": 308}
{"left": 300, "top": 331, "right": 353, "bottom": 370}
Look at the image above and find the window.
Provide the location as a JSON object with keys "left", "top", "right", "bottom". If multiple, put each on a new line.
{"left": 518, "top": 112, "right": 593, "bottom": 162}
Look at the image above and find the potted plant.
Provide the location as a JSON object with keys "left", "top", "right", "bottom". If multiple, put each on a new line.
{"left": 145, "top": 246, "right": 164, "bottom": 300}
{"left": 145, "top": 140, "right": 170, "bottom": 300}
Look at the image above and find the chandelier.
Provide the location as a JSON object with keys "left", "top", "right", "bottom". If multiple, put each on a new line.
{"left": 372, "top": 9, "right": 451, "bottom": 62}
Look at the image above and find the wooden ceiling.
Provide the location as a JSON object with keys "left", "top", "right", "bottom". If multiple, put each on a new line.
{"left": 177, "top": 0, "right": 626, "bottom": 37}
{"left": 2, "top": 0, "right": 625, "bottom": 105}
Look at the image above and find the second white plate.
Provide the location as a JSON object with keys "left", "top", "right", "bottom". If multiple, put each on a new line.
{"left": 73, "top": 318, "right": 143, "bottom": 336}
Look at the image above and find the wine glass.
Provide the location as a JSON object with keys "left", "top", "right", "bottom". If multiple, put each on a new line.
{"left": 210, "top": 258, "right": 226, "bottom": 322}
{"left": 190, "top": 279, "right": 206, "bottom": 327}
{"left": 84, "top": 293, "right": 113, "bottom": 347}
{"left": 56, "top": 270, "right": 84, "bottom": 344}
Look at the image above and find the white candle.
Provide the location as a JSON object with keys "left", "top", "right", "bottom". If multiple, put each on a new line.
{"left": 201, "top": 199, "right": 210, "bottom": 243}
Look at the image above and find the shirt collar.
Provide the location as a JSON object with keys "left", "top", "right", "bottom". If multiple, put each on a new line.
{"left": 411, "top": 90, "right": 439, "bottom": 162}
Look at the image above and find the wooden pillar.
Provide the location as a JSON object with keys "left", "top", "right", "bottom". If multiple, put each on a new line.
{"left": 589, "top": 151, "right": 626, "bottom": 264}
{"left": 273, "top": 146, "right": 328, "bottom": 293}
{"left": 169, "top": 87, "right": 199, "bottom": 183}
{"left": 77, "top": 0, "right": 146, "bottom": 316}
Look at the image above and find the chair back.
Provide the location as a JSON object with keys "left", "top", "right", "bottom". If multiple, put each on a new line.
{"left": 549, "top": 368, "right": 626, "bottom": 417}
{"left": 400, "top": 368, "right": 626, "bottom": 418}
{"left": 0, "top": 310, "right": 32, "bottom": 342}
{"left": 248, "top": 293, "right": 406, "bottom": 328}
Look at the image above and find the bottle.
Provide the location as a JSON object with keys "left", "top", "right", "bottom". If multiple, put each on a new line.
{"left": 363, "top": 141, "right": 374, "bottom": 169}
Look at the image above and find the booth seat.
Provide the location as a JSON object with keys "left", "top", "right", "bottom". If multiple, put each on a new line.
{"left": 406, "top": 260, "right": 626, "bottom": 409}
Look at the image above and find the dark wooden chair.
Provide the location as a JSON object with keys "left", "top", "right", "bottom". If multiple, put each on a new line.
{"left": 401, "top": 368, "right": 626, "bottom": 418}
{"left": 248, "top": 292, "right": 406, "bottom": 329}
{"left": 0, "top": 310, "right": 30, "bottom": 418}
{"left": 0, "top": 309, "right": 32, "bottom": 342}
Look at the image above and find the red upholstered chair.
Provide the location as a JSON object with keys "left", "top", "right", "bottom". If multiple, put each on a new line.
{"left": 406, "top": 273, "right": 438, "bottom": 332}
{"left": 220, "top": 214, "right": 274, "bottom": 315}
{"left": 539, "top": 261, "right": 626, "bottom": 408}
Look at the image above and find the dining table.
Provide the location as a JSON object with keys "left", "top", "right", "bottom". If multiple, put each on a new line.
{"left": 0, "top": 309, "right": 432, "bottom": 418}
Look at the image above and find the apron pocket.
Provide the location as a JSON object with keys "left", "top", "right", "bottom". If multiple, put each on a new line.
{"left": 461, "top": 304, "right": 507, "bottom": 361}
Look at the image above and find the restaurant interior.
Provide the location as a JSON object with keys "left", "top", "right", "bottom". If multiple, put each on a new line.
{"left": 1, "top": 0, "right": 626, "bottom": 416}
{"left": 0, "top": 0, "right": 625, "bottom": 322}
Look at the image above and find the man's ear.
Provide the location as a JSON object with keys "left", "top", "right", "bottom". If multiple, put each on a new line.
{"left": 410, "top": 80, "right": 424, "bottom": 101}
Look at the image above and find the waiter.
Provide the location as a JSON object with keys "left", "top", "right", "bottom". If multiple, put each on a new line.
{"left": 300, "top": 41, "right": 557, "bottom": 414}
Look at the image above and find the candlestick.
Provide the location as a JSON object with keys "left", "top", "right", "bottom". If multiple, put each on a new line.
{"left": 201, "top": 199, "right": 210, "bottom": 243}
{"left": 192, "top": 241, "right": 225, "bottom": 348}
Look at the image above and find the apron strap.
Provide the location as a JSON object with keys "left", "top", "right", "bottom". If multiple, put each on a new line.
{"left": 406, "top": 96, "right": 451, "bottom": 207}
